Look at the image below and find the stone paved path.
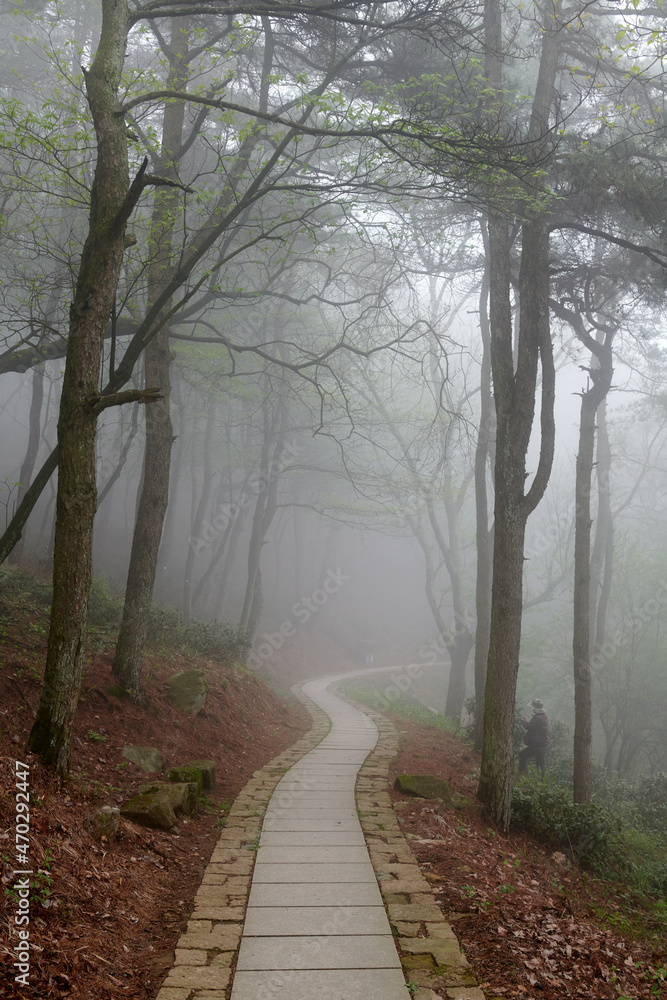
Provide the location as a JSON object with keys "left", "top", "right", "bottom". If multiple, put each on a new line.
{"left": 157, "top": 669, "right": 486, "bottom": 1000}
{"left": 230, "top": 674, "right": 410, "bottom": 1000}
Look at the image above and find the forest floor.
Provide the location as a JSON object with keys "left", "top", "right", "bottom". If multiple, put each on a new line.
{"left": 0, "top": 612, "right": 311, "bottom": 999}
{"left": 1, "top": 595, "right": 665, "bottom": 1000}
{"left": 388, "top": 715, "right": 667, "bottom": 1000}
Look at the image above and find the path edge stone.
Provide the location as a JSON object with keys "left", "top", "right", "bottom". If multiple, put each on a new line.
{"left": 331, "top": 682, "right": 488, "bottom": 1000}
{"left": 154, "top": 683, "right": 331, "bottom": 1000}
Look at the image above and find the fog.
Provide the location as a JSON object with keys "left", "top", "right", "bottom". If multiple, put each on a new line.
{"left": 1, "top": 0, "right": 666, "bottom": 785}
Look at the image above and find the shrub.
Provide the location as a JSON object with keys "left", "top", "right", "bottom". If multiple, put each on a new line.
{"left": 144, "top": 604, "right": 184, "bottom": 646}
{"left": 627, "top": 773, "right": 667, "bottom": 835}
{"left": 616, "top": 827, "right": 667, "bottom": 897}
{"left": 184, "top": 620, "right": 250, "bottom": 663}
{"left": 511, "top": 777, "right": 619, "bottom": 870}
{"left": 87, "top": 578, "right": 123, "bottom": 629}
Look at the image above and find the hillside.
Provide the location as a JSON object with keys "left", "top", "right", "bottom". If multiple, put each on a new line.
{"left": 1, "top": 574, "right": 665, "bottom": 1000}
{"left": 0, "top": 575, "right": 310, "bottom": 998}
{"left": 386, "top": 714, "right": 667, "bottom": 1000}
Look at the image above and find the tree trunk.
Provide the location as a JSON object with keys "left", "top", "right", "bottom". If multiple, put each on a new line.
{"left": 240, "top": 406, "right": 273, "bottom": 634}
{"left": 445, "top": 631, "right": 476, "bottom": 720}
{"left": 477, "top": 208, "right": 556, "bottom": 831}
{"left": 183, "top": 393, "right": 217, "bottom": 624}
{"left": 97, "top": 403, "right": 140, "bottom": 510}
{"left": 10, "top": 365, "right": 45, "bottom": 564}
{"left": 474, "top": 244, "right": 494, "bottom": 750}
{"left": 155, "top": 375, "right": 186, "bottom": 599}
{"left": 192, "top": 470, "right": 253, "bottom": 614}
{"left": 476, "top": 0, "right": 559, "bottom": 830}
{"left": 572, "top": 328, "right": 614, "bottom": 802}
{"left": 216, "top": 498, "right": 248, "bottom": 619}
{"left": 572, "top": 386, "right": 597, "bottom": 803}
{"left": 240, "top": 415, "right": 286, "bottom": 636}
{"left": 590, "top": 395, "right": 613, "bottom": 654}
{"left": 441, "top": 492, "right": 474, "bottom": 721}
{"left": 0, "top": 449, "right": 59, "bottom": 566}
{"left": 112, "top": 19, "right": 190, "bottom": 698}
{"left": 478, "top": 494, "right": 527, "bottom": 828}
{"left": 29, "top": 0, "right": 134, "bottom": 774}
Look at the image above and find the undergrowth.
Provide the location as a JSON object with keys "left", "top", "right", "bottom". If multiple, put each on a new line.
{"left": 1, "top": 568, "right": 250, "bottom": 667}
{"left": 339, "top": 679, "right": 458, "bottom": 732}
{"left": 511, "top": 765, "right": 667, "bottom": 945}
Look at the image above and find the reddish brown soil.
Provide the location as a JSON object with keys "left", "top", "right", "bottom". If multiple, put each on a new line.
{"left": 389, "top": 717, "right": 667, "bottom": 1000}
{"left": 2, "top": 619, "right": 665, "bottom": 1000}
{"left": 0, "top": 647, "right": 309, "bottom": 999}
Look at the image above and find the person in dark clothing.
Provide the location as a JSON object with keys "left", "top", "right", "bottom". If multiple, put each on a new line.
{"left": 519, "top": 699, "right": 549, "bottom": 775}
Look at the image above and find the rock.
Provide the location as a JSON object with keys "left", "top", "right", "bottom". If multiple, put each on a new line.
{"left": 139, "top": 781, "right": 198, "bottom": 817}
{"left": 394, "top": 774, "right": 477, "bottom": 809}
{"left": 121, "top": 791, "right": 177, "bottom": 831}
{"left": 165, "top": 669, "right": 207, "bottom": 714}
{"left": 86, "top": 806, "right": 120, "bottom": 841}
{"left": 121, "top": 746, "right": 164, "bottom": 772}
{"left": 166, "top": 765, "right": 203, "bottom": 797}
{"left": 186, "top": 758, "right": 216, "bottom": 791}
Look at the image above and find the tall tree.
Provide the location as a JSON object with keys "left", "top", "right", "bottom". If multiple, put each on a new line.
{"left": 476, "top": 0, "right": 559, "bottom": 830}
{"left": 112, "top": 16, "right": 189, "bottom": 700}
{"left": 27, "top": 0, "right": 169, "bottom": 773}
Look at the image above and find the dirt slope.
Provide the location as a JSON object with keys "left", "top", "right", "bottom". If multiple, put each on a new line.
{"left": 390, "top": 717, "right": 666, "bottom": 1000}
{"left": 0, "top": 649, "right": 309, "bottom": 999}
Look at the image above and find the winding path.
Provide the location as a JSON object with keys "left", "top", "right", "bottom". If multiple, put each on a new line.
{"left": 157, "top": 669, "right": 483, "bottom": 1000}
{"left": 229, "top": 673, "right": 409, "bottom": 999}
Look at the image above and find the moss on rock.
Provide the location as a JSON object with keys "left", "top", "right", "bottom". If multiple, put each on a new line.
{"left": 164, "top": 669, "right": 208, "bottom": 714}
{"left": 394, "top": 774, "right": 477, "bottom": 809}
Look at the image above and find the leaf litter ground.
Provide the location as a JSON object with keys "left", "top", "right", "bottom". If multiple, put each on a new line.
{"left": 389, "top": 716, "right": 666, "bottom": 1000}
{"left": 0, "top": 647, "right": 309, "bottom": 999}
{"left": 1, "top": 641, "right": 665, "bottom": 1000}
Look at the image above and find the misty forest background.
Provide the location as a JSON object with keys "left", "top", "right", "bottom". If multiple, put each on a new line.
{"left": 0, "top": 0, "right": 666, "bottom": 831}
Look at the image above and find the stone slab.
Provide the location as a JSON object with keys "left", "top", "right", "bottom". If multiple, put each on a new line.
{"left": 302, "top": 753, "right": 370, "bottom": 763}
{"left": 288, "top": 764, "right": 361, "bottom": 772}
{"left": 267, "top": 793, "right": 356, "bottom": 809}
{"left": 279, "top": 780, "right": 354, "bottom": 790}
{"left": 388, "top": 904, "right": 448, "bottom": 923}
{"left": 248, "top": 882, "right": 384, "bottom": 907}
{"left": 164, "top": 966, "right": 231, "bottom": 989}
{"left": 256, "top": 846, "right": 371, "bottom": 864}
{"left": 263, "top": 807, "right": 358, "bottom": 821}
{"left": 230, "top": 968, "right": 410, "bottom": 999}
{"left": 262, "top": 817, "right": 362, "bottom": 832}
{"left": 259, "top": 831, "right": 366, "bottom": 846}
{"left": 252, "top": 862, "right": 377, "bottom": 883}
{"left": 305, "top": 745, "right": 375, "bottom": 752}
{"left": 399, "top": 937, "right": 468, "bottom": 967}
{"left": 243, "top": 905, "right": 391, "bottom": 936}
{"left": 236, "top": 934, "right": 402, "bottom": 970}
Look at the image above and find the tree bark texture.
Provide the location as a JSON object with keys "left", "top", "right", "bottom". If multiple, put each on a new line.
{"left": 29, "top": 0, "right": 133, "bottom": 774}
{"left": 183, "top": 393, "right": 216, "bottom": 624}
{"left": 239, "top": 397, "right": 287, "bottom": 637}
{"left": 477, "top": 209, "right": 556, "bottom": 831}
{"left": 572, "top": 328, "right": 614, "bottom": 803}
{"left": 590, "top": 396, "right": 613, "bottom": 655}
{"left": 112, "top": 18, "right": 190, "bottom": 698}
{"left": 474, "top": 247, "right": 494, "bottom": 750}
{"left": 10, "top": 365, "right": 45, "bottom": 564}
{"left": 476, "top": 0, "right": 558, "bottom": 831}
